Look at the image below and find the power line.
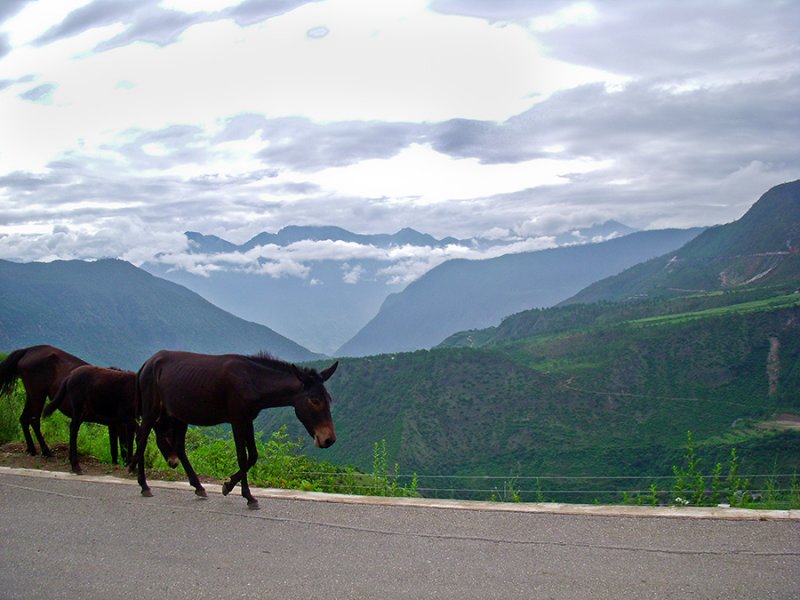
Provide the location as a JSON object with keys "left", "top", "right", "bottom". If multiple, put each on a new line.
{"left": 282, "top": 471, "right": 797, "bottom": 481}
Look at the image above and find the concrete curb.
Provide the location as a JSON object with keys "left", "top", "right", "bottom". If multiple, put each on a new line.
{"left": 2, "top": 465, "right": 798, "bottom": 521}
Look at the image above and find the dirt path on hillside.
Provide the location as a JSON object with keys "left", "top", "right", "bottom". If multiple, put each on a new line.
{"left": 0, "top": 442, "right": 220, "bottom": 484}
{"left": 760, "top": 413, "right": 800, "bottom": 431}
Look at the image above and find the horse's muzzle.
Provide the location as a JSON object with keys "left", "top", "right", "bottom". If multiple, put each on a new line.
{"left": 314, "top": 426, "right": 336, "bottom": 449}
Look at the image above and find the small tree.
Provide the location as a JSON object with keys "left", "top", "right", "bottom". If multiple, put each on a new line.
{"left": 672, "top": 431, "right": 705, "bottom": 505}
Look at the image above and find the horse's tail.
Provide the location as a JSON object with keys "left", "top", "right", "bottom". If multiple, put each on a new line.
{"left": 0, "top": 348, "right": 28, "bottom": 397}
{"left": 42, "top": 381, "right": 67, "bottom": 418}
{"left": 135, "top": 362, "right": 144, "bottom": 421}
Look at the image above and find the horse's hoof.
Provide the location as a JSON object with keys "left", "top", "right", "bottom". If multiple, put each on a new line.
{"left": 222, "top": 482, "right": 233, "bottom": 496}
{"left": 247, "top": 500, "right": 260, "bottom": 510}
{"left": 141, "top": 489, "right": 153, "bottom": 498}
{"left": 195, "top": 488, "right": 207, "bottom": 498}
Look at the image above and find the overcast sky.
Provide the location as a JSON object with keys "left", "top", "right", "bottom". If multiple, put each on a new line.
{"left": 0, "top": 0, "right": 798, "bottom": 281}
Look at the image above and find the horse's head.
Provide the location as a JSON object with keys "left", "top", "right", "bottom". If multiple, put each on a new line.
{"left": 292, "top": 361, "right": 338, "bottom": 449}
{"left": 153, "top": 419, "right": 179, "bottom": 468}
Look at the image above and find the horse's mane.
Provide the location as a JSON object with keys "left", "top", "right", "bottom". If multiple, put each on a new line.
{"left": 246, "top": 352, "right": 295, "bottom": 373}
{"left": 245, "top": 352, "right": 323, "bottom": 381}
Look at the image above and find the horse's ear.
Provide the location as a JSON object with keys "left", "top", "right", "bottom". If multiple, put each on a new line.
{"left": 320, "top": 361, "right": 338, "bottom": 382}
{"left": 291, "top": 364, "right": 307, "bottom": 384}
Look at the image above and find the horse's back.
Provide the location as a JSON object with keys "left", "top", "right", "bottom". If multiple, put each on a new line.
{"left": 137, "top": 350, "right": 248, "bottom": 425}
{"left": 9, "top": 345, "right": 88, "bottom": 400}
{"left": 19, "top": 345, "right": 86, "bottom": 368}
{"left": 69, "top": 365, "right": 136, "bottom": 412}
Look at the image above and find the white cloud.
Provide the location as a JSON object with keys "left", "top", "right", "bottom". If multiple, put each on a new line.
{"left": 0, "top": 219, "right": 188, "bottom": 264}
{"left": 530, "top": 2, "right": 599, "bottom": 33}
{"left": 0, "top": 0, "right": 624, "bottom": 179}
{"left": 309, "top": 143, "right": 613, "bottom": 203}
{"left": 160, "top": 0, "right": 241, "bottom": 13}
{"left": 1, "top": 0, "right": 93, "bottom": 47}
{"left": 341, "top": 263, "right": 365, "bottom": 284}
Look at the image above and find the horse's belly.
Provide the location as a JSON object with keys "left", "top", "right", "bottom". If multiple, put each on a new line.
{"left": 164, "top": 399, "right": 227, "bottom": 427}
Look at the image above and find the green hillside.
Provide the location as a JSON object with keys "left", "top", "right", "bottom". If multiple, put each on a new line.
{"left": 270, "top": 176, "right": 800, "bottom": 501}
{"left": 254, "top": 289, "right": 800, "bottom": 501}
{"left": 566, "top": 179, "right": 800, "bottom": 304}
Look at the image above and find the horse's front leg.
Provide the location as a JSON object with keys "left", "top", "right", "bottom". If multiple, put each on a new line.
{"left": 108, "top": 424, "right": 119, "bottom": 465}
{"left": 223, "top": 421, "right": 259, "bottom": 509}
{"left": 69, "top": 417, "right": 82, "bottom": 474}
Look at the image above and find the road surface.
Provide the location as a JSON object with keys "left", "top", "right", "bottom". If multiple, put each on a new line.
{"left": 1, "top": 467, "right": 798, "bottom": 599}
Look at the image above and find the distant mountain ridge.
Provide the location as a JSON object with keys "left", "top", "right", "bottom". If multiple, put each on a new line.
{"left": 150, "top": 221, "right": 639, "bottom": 354}
{"left": 186, "top": 221, "right": 637, "bottom": 254}
{"left": 0, "top": 259, "right": 320, "bottom": 369}
{"left": 336, "top": 227, "right": 704, "bottom": 357}
{"left": 186, "top": 226, "right": 462, "bottom": 253}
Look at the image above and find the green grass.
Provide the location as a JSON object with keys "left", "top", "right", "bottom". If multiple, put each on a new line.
{"left": 627, "top": 294, "right": 800, "bottom": 327}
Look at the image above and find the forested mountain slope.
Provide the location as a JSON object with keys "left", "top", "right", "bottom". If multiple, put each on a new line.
{"left": 258, "top": 293, "right": 800, "bottom": 500}
{"left": 565, "top": 179, "right": 800, "bottom": 305}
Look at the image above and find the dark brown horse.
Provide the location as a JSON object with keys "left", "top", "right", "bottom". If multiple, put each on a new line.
{"left": 0, "top": 345, "right": 87, "bottom": 457}
{"left": 131, "top": 350, "right": 338, "bottom": 508}
{"left": 43, "top": 365, "right": 137, "bottom": 474}
{"left": 0, "top": 345, "right": 129, "bottom": 463}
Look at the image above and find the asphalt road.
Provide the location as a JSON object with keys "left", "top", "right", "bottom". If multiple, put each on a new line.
{"left": 1, "top": 468, "right": 798, "bottom": 599}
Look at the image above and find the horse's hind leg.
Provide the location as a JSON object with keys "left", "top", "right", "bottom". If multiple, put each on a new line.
{"left": 133, "top": 416, "right": 155, "bottom": 497}
{"left": 22, "top": 394, "right": 52, "bottom": 457}
{"left": 19, "top": 403, "right": 38, "bottom": 456}
{"left": 32, "top": 413, "right": 52, "bottom": 457}
{"left": 171, "top": 422, "right": 206, "bottom": 498}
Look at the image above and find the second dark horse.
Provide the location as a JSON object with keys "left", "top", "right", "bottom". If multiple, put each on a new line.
{"left": 43, "top": 365, "right": 137, "bottom": 474}
{"left": 132, "top": 350, "right": 338, "bottom": 508}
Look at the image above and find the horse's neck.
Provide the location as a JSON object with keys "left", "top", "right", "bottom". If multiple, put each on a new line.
{"left": 252, "top": 369, "right": 302, "bottom": 409}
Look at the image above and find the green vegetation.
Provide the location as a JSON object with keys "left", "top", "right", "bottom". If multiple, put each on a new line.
{"left": 253, "top": 281, "right": 800, "bottom": 505}
{"left": 620, "top": 431, "right": 800, "bottom": 509}
{"left": 0, "top": 379, "right": 418, "bottom": 498}
{"left": 3, "top": 279, "right": 799, "bottom": 507}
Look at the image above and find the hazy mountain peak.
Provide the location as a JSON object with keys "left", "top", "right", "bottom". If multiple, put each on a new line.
{"left": 565, "top": 180, "right": 800, "bottom": 305}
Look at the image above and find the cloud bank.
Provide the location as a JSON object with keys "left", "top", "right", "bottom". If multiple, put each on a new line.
{"left": 0, "top": 0, "right": 797, "bottom": 286}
